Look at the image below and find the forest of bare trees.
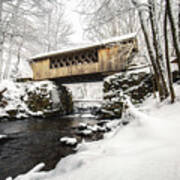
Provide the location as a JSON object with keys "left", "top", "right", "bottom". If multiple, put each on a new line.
{"left": 0, "top": 0, "right": 73, "bottom": 80}
{"left": 78, "top": 0, "right": 180, "bottom": 103}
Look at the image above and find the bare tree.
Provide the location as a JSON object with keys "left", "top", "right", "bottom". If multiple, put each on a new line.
{"left": 164, "top": 2, "right": 175, "bottom": 103}
{"left": 0, "top": 0, "right": 4, "bottom": 80}
{"left": 78, "top": 0, "right": 138, "bottom": 41}
{"left": 131, "top": 0, "right": 179, "bottom": 102}
{"left": 166, "top": 0, "right": 180, "bottom": 71}
{"left": 148, "top": 0, "right": 169, "bottom": 99}
{"left": 42, "top": 2, "right": 73, "bottom": 52}
{"left": 0, "top": 0, "right": 73, "bottom": 80}
{"left": 179, "top": 2, "right": 180, "bottom": 42}
{"left": 131, "top": 0, "right": 167, "bottom": 101}
{"left": 78, "top": 0, "right": 178, "bottom": 102}
{"left": 3, "top": 0, "right": 23, "bottom": 80}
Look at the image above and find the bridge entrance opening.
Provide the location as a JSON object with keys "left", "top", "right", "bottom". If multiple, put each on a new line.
{"left": 64, "top": 82, "right": 103, "bottom": 114}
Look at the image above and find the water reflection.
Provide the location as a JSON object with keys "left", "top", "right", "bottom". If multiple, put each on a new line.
{"left": 0, "top": 120, "right": 29, "bottom": 134}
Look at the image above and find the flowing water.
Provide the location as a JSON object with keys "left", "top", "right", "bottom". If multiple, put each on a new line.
{"left": 0, "top": 116, "right": 99, "bottom": 180}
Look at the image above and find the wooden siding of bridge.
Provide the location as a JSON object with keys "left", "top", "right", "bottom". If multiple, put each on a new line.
{"left": 30, "top": 38, "right": 138, "bottom": 81}
{"left": 31, "top": 59, "right": 100, "bottom": 80}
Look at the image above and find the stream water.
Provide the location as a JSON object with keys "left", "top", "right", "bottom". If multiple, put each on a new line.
{"left": 0, "top": 116, "right": 99, "bottom": 180}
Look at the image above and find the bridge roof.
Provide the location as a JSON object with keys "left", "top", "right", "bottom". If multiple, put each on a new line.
{"left": 30, "top": 32, "right": 137, "bottom": 62}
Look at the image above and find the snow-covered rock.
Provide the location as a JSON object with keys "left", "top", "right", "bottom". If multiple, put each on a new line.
{"left": 60, "top": 137, "right": 77, "bottom": 146}
{"left": 87, "top": 125, "right": 99, "bottom": 132}
{"left": 78, "top": 123, "right": 87, "bottom": 128}
{"left": 0, "top": 80, "right": 73, "bottom": 119}
{"left": 78, "top": 129, "right": 93, "bottom": 136}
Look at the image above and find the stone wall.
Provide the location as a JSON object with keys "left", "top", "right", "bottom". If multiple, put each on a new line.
{"left": 99, "top": 68, "right": 154, "bottom": 119}
{"left": 25, "top": 82, "right": 73, "bottom": 117}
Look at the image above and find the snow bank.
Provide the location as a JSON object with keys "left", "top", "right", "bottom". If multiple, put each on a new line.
{"left": 9, "top": 85, "right": 180, "bottom": 180}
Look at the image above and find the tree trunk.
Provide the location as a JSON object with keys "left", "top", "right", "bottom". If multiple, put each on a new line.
{"left": 137, "top": 10, "right": 164, "bottom": 101}
{"left": 131, "top": 0, "right": 167, "bottom": 101}
{"left": 3, "top": 0, "right": 23, "bottom": 80}
{"left": 47, "top": 12, "right": 52, "bottom": 52}
{"left": 178, "top": 3, "right": 180, "bottom": 43}
{"left": 0, "top": 0, "right": 4, "bottom": 81}
{"left": 148, "top": 0, "right": 169, "bottom": 99}
{"left": 164, "top": 5, "right": 175, "bottom": 103}
{"left": 166, "top": 0, "right": 180, "bottom": 72}
{"left": 3, "top": 39, "right": 13, "bottom": 79}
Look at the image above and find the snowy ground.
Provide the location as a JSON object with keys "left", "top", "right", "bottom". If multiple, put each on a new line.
{"left": 7, "top": 85, "right": 180, "bottom": 180}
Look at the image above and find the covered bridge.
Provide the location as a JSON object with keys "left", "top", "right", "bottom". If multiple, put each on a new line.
{"left": 29, "top": 33, "right": 138, "bottom": 83}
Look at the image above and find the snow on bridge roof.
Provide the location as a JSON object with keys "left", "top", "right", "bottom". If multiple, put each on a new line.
{"left": 30, "top": 32, "right": 137, "bottom": 62}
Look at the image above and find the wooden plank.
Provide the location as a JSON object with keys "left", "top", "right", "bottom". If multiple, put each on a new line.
{"left": 98, "top": 45, "right": 119, "bottom": 72}
{"left": 31, "top": 59, "right": 50, "bottom": 80}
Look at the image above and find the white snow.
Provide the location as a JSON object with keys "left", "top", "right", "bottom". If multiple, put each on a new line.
{"left": 60, "top": 137, "right": 77, "bottom": 146}
{"left": 78, "top": 122, "right": 87, "bottom": 128}
{"left": 30, "top": 32, "right": 137, "bottom": 61}
{"left": 8, "top": 84, "right": 180, "bottom": 180}
{"left": 104, "top": 66, "right": 150, "bottom": 84}
{"left": 17, "top": 60, "right": 33, "bottom": 79}
{"left": 6, "top": 163, "right": 46, "bottom": 180}
{"left": 79, "top": 129, "right": 93, "bottom": 136}
{"left": 79, "top": 114, "right": 96, "bottom": 118}
{"left": 87, "top": 125, "right": 99, "bottom": 132}
{"left": 64, "top": 113, "right": 96, "bottom": 118}
{"left": 0, "top": 134, "right": 7, "bottom": 139}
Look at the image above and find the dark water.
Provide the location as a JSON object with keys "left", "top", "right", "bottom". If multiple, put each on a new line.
{"left": 0, "top": 116, "right": 98, "bottom": 180}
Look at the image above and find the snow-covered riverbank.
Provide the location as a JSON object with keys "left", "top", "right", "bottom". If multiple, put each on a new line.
{"left": 8, "top": 85, "right": 180, "bottom": 180}
{"left": 0, "top": 80, "right": 73, "bottom": 119}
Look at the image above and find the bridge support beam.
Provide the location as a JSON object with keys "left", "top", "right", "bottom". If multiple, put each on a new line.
{"left": 52, "top": 73, "right": 108, "bottom": 84}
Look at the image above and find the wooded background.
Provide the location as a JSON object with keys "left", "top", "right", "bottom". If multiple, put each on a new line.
{"left": 0, "top": 0, "right": 179, "bottom": 102}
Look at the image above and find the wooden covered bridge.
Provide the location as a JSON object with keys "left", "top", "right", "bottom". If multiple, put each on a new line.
{"left": 29, "top": 33, "right": 138, "bottom": 83}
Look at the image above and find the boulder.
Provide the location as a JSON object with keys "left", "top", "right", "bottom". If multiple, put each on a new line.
{"left": 0, "top": 80, "right": 73, "bottom": 119}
